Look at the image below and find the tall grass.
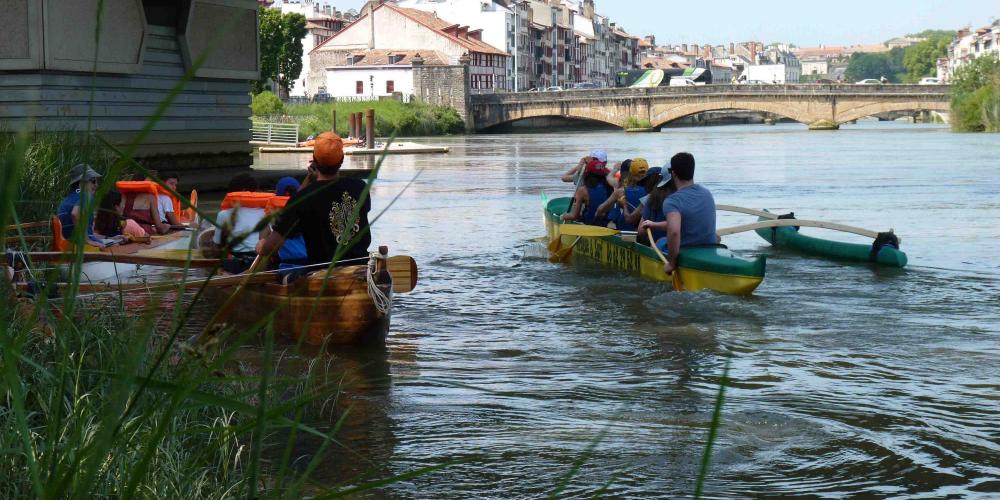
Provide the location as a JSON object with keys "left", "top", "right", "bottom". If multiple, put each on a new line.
{"left": 253, "top": 94, "right": 465, "bottom": 139}
{"left": 0, "top": 4, "right": 450, "bottom": 497}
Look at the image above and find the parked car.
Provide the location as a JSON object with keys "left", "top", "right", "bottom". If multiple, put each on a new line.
{"left": 545, "top": 86, "right": 564, "bottom": 91}
{"left": 855, "top": 79, "right": 883, "bottom": 85}
{"left": 918, "top": 77, "right": 941, "bottom": 85}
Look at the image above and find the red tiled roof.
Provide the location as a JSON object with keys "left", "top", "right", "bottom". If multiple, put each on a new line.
{"left": 389, "top": 5, "right": 508, "bottom": 56}
{"left": 311, "top": 4, "right": 508, "bottom": 56}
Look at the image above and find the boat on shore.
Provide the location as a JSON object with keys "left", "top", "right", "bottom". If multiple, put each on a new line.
{"left": 544, "top": 197, "right": 765, "bottom": 295}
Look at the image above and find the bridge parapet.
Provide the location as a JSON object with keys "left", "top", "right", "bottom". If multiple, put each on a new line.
{"left": 469, "top": 84, "right": 952, "bottom": 131}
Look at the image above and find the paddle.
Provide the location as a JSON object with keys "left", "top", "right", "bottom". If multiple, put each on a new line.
{"left": 647, "top": 229, "right": 684, "bottom": 292}
{"left": 387, "top": 255, "right": 418, "bottom": 293}
{"left": 548, "top": 236, "right": 581, "bottom": 263}
{"left": 716, "top": 218, "right": 887, "bottom": 239}
{"left": 558, "top": 224, "right": 620, "bottom": 238}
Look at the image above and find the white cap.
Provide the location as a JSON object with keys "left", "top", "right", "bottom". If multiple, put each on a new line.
{"left": 589, "top": 149, "right": 608, "bottom": 163}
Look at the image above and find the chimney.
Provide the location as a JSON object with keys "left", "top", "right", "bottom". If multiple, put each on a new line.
{"left": 364, "top": 1, "right": 376, "bottom": 50}
{"left": 730, "top": 42, "right": 735, "bottom": 54}
{"left": 682, "top": 44, "right": 688, "bottom": 52}
{"left": 458, "top": 26, "right": 469, "bottom": 39}
{"left": 692, "top": 43, "right": 699, "bottom": 54}
{"left": 411, "top": 52, "right": 424, "bottom": 67}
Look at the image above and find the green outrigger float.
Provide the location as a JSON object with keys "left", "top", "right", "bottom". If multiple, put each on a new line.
{"left": 752, "top": 210, "right": 907, "bottom": 267}
{"left": 545, "top": 197, "right": 766, "bottom": 295}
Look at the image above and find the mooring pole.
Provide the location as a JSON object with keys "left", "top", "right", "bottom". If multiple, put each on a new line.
{"left": 348, "top": 113, "right": 356, "bottom": 139}
{"left": 331, "top": 109, "right": 337, "bottom": 133}
{"left": 366, "top": 108, "right": 375, "bottom": 149}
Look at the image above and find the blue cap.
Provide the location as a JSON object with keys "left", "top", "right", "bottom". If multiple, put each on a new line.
{"left": 275, "top": 176, "right": 300, "bottom": 196}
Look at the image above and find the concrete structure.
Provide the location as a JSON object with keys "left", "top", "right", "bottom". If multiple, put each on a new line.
{"left": 322, "top": 49, "right": 447, "bottom": 98}
{"left": 801, "top": 57, "right": 830, "bottom": 78}
{"left": 1, "top": 0, "right": 260, "bottom": 171}
{"left": 307, "top": 2, "right": 508, "bottom": 97}
{"left": 468, "top": 84, "right": 952, "bottom": 131}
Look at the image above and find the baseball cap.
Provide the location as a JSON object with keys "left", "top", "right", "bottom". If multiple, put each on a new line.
{"left": 313, "top": 132, "right": 345, "bottom": 168}
{"left": 656, "top": 169, "right": 673, "bottom": 189}
{"left": 275, "top": 176, "right": 301, "bottom": 196}
{"left": 589, "top": 149, "right": 608, "bottom": 163}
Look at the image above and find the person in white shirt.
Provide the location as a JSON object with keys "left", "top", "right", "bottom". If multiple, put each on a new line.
{"left": 156, "top": 172, "right": 181, "bottom": 226}
{"left": 206, "top": 174, "right": 266, "bottom": 273}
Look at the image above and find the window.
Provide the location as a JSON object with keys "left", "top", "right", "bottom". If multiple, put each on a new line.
{"left": 356, "top": 81, "right": 364, "bottom": 94}
{"left": 386, "top": 80, "right": 395, "bottom": 93}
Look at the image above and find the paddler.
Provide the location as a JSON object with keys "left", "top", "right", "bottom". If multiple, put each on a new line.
{"left": 561, "top": 149, "right": 608, "bottom": 185}
{"left": 596, "top": 158, "right": 650, "bottom": 231}
{"left": 256, "top": 132, "right": 372, "bottom": 281}
{"left": 638, "top": 153, "right": 717, "bottom": 275}
{"left": 560, "top": 160, "right": 613, "bottom": 226}
{"left": 57, "top": 164, "right": 109, "bottom": 247}
{"left": 205, "top": 174, "right": 266, "bottom": 273}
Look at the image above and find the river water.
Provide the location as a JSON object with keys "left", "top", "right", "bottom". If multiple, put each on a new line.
{"left": 254, "top": 122, "right": 1000, "bottom": 497}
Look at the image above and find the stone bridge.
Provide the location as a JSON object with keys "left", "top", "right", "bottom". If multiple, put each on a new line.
{"left": 468, "top": 84, "right": 952, "bottom": 131}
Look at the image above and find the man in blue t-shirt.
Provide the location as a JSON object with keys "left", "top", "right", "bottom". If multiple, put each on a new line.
{"left": 639, "top": 152, "right": 717, "bottom": 274}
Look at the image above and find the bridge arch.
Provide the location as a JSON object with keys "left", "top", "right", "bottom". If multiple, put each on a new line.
{"left": 475, "top": 105, "right": 625, "bottom": 130}
{"left": 834, "top": 100, "right": 951, "bottom": 124}
{"left": 650, "top": 100, "right": 819, "bottom": 128}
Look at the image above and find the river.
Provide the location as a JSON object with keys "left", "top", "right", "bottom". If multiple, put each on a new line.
{"left": 253, "top": 122, "right": 1000, "bottom": 497}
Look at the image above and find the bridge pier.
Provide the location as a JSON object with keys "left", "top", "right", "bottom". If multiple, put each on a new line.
{"left": 808, "top": 120, "right": 840, "bottom": 131}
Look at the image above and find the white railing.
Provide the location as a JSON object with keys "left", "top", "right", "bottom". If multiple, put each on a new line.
{"left": 251, "top": 122, "right": 299, "bottom": 145}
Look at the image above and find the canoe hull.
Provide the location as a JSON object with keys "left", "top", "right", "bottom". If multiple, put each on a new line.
{"left": 545, "top": 197, "right": 764, "bottom": 295}
{"left": 234, "top": 264, "right": 392, "bottom": 347}
{"left": 754, "top": 214, "right": 907, "bottom": 267}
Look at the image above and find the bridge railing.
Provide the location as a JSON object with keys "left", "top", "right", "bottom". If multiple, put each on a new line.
{"left": 471, "top": 84, "right": 952, "bottom": 103}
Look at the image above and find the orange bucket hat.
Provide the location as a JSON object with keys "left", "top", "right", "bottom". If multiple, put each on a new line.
{"left": 313, "top": 132, "right": 345, "bottom": 168}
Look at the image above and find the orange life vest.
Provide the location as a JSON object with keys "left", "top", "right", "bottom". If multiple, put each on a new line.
{"left": 116, "top": 181, "right": 182, "bottom": 218}
{"left": 220, "top": 192, "right": 274, "bottom": 210}
{"left": 265, "top": 195, "right": 289, "bottom": 215}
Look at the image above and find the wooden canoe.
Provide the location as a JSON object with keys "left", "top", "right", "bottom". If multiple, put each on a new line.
{"left": 544, "top": 197, "right": 766, "bottom": 295}
{"left": 217, "top": 260, "right": 393, "bottom": 347}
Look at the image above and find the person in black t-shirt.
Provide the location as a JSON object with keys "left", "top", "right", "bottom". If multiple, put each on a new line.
{"left": 256, "top": 132, "right": 371, "bottom": 271}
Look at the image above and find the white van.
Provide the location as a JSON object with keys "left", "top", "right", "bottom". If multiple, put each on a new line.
{"left": 669, "top": 77, "right": 697, "bottom": 87}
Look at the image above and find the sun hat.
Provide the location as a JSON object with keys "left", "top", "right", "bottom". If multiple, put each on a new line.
{"left": 68, "top": 163, "right": 101, "bottom": 185}
{"left": 629, "top": 158, "right": 649, "bottom": 179}
{"left": 275, "top": 176, "right": 301, "bottom": 196}
{"left": 313, "top": 132, "right": 345, "bottom": 168}
{"left": 589, "top": 149, "right": 608, "bottom": 163}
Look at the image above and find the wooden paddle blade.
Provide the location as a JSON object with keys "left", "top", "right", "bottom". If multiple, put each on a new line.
{"left": 558, "top": 224, "right": 620, "bottom": 238}
{"left": 547, "top": 237, "right": 562, "bottom": 253}
{"left": 388, "top": 255, "right": 417, "bottom": 293}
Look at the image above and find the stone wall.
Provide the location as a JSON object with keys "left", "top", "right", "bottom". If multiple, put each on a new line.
{"left": 412, "top": 64, "right": 472, "bottom": 131}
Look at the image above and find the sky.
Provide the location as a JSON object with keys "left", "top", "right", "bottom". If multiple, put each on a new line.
{"left": 324, "top": 0, "right": 996, "bottom": 47}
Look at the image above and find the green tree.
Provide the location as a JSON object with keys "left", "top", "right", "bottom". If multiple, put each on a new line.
{"left": 902, "top": 35, "right": 951, "bottom": 82}
{"left": 845, "top": 52, "right": 891, "bottom": 82}
{"left": 254, "top": 8, "right": 307, "bottom": 95}
{"left": 950, "top": 55, "right": 1000, "bottom": 132}
{"left": 251, "top": 91, "right": 284, "bottom": 117}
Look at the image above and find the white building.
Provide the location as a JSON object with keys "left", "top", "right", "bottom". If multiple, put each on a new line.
{"left": 743, "top": 44, "right": 800, "bottom": 83}
{"left": 308, "top": 3, "right": 509, "bottom": 98}
{"left": 947, "top": 21, "right": 999, "bottom": 79}
{"left": 395, "top": 0, "right": 524, "bottom": 89}
{"left": 801, "top": 57, "right": 829, "bottom": 78}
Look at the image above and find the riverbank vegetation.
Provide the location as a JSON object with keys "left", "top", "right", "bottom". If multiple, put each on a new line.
{"left": 623, "top": 117, "right": 653, "bottom": 129}
{"left": 950, "top": 56, "right": 1000, "bottom": 132}
{"left": 845, "top": 30, "right": 952, "bottom": 83}
{"left": 251, "top": 91, "right": 465, "bottom": 139}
